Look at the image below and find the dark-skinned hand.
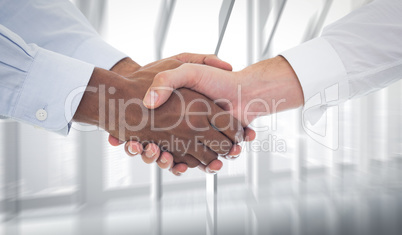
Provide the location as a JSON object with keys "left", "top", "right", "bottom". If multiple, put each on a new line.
{"left": 74, "top": 59, "right": 245, "bottom": 174}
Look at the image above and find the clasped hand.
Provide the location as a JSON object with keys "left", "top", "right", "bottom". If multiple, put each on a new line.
{"left": 98, "top": 54, "right": 252, "bottom": 175}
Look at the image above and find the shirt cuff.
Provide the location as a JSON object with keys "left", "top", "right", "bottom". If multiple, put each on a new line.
{"left": 72, "top": 37, "right": 127, "bottom": 70}
{"left": 280, "top": 37, "right": 348, "bottom": 124}
{"left": 12, "top": 48, "right": 95, "bottom": 135}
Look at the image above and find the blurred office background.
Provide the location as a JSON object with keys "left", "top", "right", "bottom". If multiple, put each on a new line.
{"left": 0, "top": 0, "right": 401, "bottom": 234}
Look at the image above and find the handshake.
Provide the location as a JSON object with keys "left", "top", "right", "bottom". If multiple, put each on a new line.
{"left": 73, "top": 53, "right": 259, "bottom": 176}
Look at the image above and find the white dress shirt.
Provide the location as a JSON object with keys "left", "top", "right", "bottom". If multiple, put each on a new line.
{"left": 281, "top": 0, "right": 402, "bottom": 124}
{"left": 0, "top": 0, "right": 126, "bottom": 134}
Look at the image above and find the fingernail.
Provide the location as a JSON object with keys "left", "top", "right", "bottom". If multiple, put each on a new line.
{"left": 206, "top": 167, "right": 217, "bottom": 174}
{"left": 144, "top": 90, "right": 158, "bottom": 107}
{"left": 230, "top": 154, "right": 240, "bottom": 159}
{"left": 145, "top": 145, "right": 155, "bottom": 158}
{"left": 128, "top": 145, "right": 137, "bottom": 155}
{"left": 160, "top": 156, "right": 167, "bottom": 164}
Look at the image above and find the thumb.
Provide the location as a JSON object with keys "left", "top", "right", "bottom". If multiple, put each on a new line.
{"left": 143, "top": 64, "right": 202, "bottom": 109}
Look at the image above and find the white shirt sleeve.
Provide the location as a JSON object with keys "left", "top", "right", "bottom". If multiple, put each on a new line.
{"left": 280, "top": 0, "right": 402, "bottom": 124}
{"left": 0, "top": 0, "right": 126, "bottom": 70}
{"left": 0, "top": 25, "right": 94, "bottom": 135}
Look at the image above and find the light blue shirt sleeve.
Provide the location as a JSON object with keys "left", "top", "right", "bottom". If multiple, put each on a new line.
{"left": 0, "top": 25, "right": 95, "bottom": 135}
{"left": 0, "top": 0, "right": 126, "bottom": 69}
{"left": 0, "top": 0, "right": 129, "bottom": 135}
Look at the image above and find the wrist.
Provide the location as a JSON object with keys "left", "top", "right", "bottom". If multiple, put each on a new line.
{"left": 74, "top": 67, "right": 152, "bottom": 140}
{"left": 275, "top": 56, "right": 304, "bottom": 107}
{"left": 239, "top": 56, "right": 303, "bottom": 119}
{"left": 73, "top": 68, "right": 137, "bottom": 128}
{"left": 110, "top": 57, "right": 141, "bottom": 76}
{"left": 73, "top": 68, "right": 114, "bottom": 126}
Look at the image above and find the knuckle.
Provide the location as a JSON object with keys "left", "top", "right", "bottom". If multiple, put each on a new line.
{"left": 206, "top": 54, "right": 217, "bottom": 59}
{"left": 186, "top": 157, "right": 201, "bottom": 168}
{"left": 201, "top": 150, "right": 217, "bottom": 166}
{"left": 154, "top": 72, "right": 170, "bottom": 85}
{"left": 178, "top": 52, "right": 189, "bottom": 59}
{"left": 172, "top": 152, "right": 186, "bottom": 164}
{"left": 188, "top": 115, "right": 208, "bottom": 129}
{"left": 219, "top": 140, "right": 233, "bottom": 155}
{"left": 180, "top": 64, "right": 201, "bottom": 84}
{"left": 165, "top": 59, "right": 184, "bottom": 68}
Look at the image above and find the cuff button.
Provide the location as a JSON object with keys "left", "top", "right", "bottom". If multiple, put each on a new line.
{"left": 36, "top": 109, "right": 48, "bottom": 121}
